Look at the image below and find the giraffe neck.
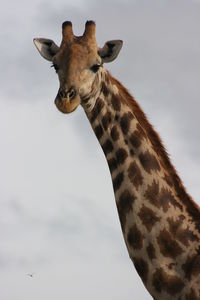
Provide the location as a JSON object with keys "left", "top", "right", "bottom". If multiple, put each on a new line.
{"left": 82, "top": 69, "right": 200, "bottom": 300}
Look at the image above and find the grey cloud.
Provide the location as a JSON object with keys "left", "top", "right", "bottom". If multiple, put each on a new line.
{"left": 1, "top": 1, "right": 200, "bottom": 299}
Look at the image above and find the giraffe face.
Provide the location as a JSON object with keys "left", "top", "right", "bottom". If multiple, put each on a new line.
{"left": 53, "top": 39, "right": 101, "bottom": 113}
{"left": 34, "top": 21, "right": 123, "bottom": 113}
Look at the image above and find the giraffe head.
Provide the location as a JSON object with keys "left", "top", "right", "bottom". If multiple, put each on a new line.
{"left": 34, "top": 21, "right": 123, "bottom": 113}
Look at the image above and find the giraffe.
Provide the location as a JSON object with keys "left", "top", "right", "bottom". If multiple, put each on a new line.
{"left": 33, "top": 21, "right": 200, "bottom": 299}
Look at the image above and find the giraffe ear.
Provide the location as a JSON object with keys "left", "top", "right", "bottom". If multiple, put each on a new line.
{"left": 98, "top": 40, "right": 123, "bottom": 63}
{"left": 33, "top": 38, "right": 59, "bottom": 61}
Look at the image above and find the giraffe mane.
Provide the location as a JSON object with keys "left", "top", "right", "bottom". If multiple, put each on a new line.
{"left": 109, "top": 73, "right": 200, "bottom": 230}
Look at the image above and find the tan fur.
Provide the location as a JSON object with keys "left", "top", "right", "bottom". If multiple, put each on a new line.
{"left": 34, "top": 21, "right": 200, "bottom": 300}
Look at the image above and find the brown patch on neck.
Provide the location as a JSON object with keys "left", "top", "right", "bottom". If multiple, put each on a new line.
{"left": 167, "top": 215, "right": 199, "bottom": 246}
{"left": 182, "top": 251, "right": 200, "bottom": 280}
{"left": 138, "top": 205, "right": 161, "bottom": 232}
{"left": 133, "top": 257, "right": 149, "bottom": 285}
{"left": 157, "top": 228, "right": 183, "bottom": 258}
{"left": 152, "top": 268, "right": 184, "bottom": 295}
{"left": 107, "top": 72, "right": 200, "bottom": 231}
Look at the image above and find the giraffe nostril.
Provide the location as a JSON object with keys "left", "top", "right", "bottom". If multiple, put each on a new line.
{"left": 58, "top": 88, "right": 76, "bottom": 100}
{"left": 58, "top": 89, "right": 67, "bottom": 98}
{"left": 68, "top": 88, "right": 76, "bottom": 100}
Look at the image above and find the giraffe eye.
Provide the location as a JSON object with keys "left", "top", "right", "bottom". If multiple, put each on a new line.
{"left": 51, "top": 63, "right": 59, "bottom": 73}
{"left": 90, "top": 64, "right": 101, "bottom": 73}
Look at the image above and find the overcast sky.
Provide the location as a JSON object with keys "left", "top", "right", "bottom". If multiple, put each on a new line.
{"left": 1, "top": 1, "right": 200, "bottom": 299}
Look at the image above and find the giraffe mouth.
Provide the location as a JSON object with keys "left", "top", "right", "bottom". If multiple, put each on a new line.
{"left": 54, "top": 94, "right": 81, "bottom": 114}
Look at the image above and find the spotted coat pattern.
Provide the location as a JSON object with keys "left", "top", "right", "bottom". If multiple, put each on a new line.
{"left": 83, "top": 68, "right": 200, "bottom": 300}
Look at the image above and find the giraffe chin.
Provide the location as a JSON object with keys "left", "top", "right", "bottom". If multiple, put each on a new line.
{"left": 54, "top": 96, "right": 81, "bottom": 114}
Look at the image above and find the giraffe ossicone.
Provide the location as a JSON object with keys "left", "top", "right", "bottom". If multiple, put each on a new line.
{"left": 34, "top": 21, "right": 200, "bottom": 300}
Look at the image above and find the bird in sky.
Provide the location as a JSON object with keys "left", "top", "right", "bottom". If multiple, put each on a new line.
{"left": 27, "top": 273, "right": 35, "bottom": 278}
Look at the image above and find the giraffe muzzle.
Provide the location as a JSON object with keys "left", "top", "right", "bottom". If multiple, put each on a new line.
{"left": 55, "top": 87, "right": 80, "bottom": 113}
